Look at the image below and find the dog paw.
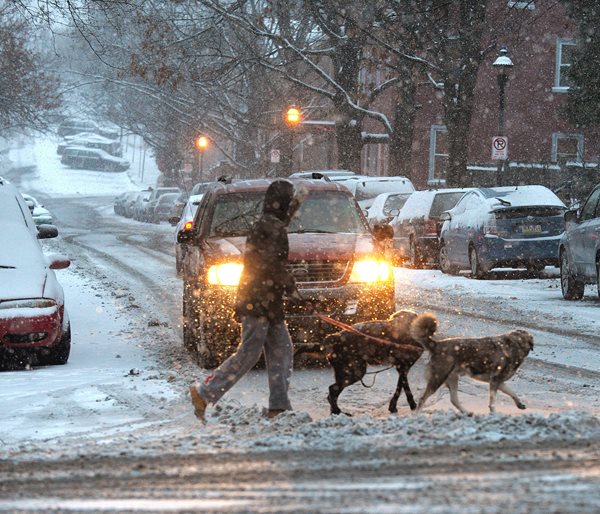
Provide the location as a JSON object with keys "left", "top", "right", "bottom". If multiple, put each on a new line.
{"left": 517, "top": 402, "right": 526, "bottom": 410}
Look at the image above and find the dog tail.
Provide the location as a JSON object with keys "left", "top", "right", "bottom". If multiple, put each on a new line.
{"left": 410, "top": 313, "right": 438, "bottom": 351}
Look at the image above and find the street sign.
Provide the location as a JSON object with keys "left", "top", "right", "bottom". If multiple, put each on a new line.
{"left": 492, "top": 136, "right": 508, "bottom": 160}
{"left": 270, "top": 149, "right": 281, "bottom": 163}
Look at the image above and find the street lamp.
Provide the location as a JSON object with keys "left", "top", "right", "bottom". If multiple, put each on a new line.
{"left": 492, "top": 46, "right": 513, "bottom": 186}
{"left": 284, "top": 106, "right": 302, "bottom": 127}
{"left": 194, "top": 135, "right": 209, "bottom": 181}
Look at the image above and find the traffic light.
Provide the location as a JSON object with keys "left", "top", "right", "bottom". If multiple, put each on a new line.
{"left": 194, "top": 135, "right": 209, "bottom": 151}
{"left": 284, "top": 106, "right": 302, "bottom": 127}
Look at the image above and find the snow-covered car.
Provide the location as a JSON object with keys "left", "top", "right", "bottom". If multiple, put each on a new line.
{"left": 152, "top": 192, "right": 180, "bottom": 223}
{"left": 57, "top": 118, "right": 99, "bottom": 137}
{"left": 438, "top": 186, "right": 566, "bottom": 278}
{"left": 366, "top": 191, "right": 412, "bottom": 227}
{"left": 21, "top": 193, "right": 53, "bottom": 225}
{"left": 559, "top": 182, "right": 600, "bottom": 299}
{"left": 333, "top": 176, "right": 415, "bottom": 211}
{"left": 170, "top": 193, "right": 204, "bottom": 275}
{"left": 179, "top": 178, "right": 395, "bottom": 368}
{"left": 61, "top": 146, "right": 130, "bottom": 172}
{"left": 140, "top": 187, "right": 181, "bottom": 223}
{"left": 57, "top": 133, "right": 122, "bottom": 157}
{"left": 0, "top": 178, "right": 71, "bottom": 366}
{"left": 390, "top": 188, "right": 472, "bottom": 268}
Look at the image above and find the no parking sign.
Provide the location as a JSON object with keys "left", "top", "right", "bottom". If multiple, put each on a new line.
{"left": 492, "top": 136, "right": 508, "bottom": 160}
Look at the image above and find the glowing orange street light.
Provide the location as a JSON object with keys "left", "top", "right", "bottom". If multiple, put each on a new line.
{"left": 284, "top": 106, "right": 302, "bottom": 127}
{"left": 194, "top": 135, "right": 209, "bottom": 151}
{"left": 194, "top": 135, "right": 209, "bottom": 180}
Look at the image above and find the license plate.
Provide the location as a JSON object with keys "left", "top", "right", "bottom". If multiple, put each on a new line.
{"left": 521, "top": 224, "right": 542, "bottom": 234}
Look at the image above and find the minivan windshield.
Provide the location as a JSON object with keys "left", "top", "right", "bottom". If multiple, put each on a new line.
{"left": 209, "top": 191, "right": 369, "bottom": 238}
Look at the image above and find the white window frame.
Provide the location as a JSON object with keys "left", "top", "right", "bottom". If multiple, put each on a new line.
{"left": 551, "top": 132, "right": 584, "bottom": 163}
{"left": 428, "top": 125, "right": 448, "bottom": 184}
{"left": 553, "top": 38, "right": 576, "bottom": 93}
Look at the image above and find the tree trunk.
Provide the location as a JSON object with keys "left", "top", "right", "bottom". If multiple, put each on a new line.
{"left": 389, "top": 68, "right": 417, "bottom": 180}
{"left": 336, "top": 120, "right": 363, "bottom": 172}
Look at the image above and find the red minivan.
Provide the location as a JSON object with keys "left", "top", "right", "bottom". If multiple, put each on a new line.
{"left": 180, "top": 178, "right": 395, "bottom": 368}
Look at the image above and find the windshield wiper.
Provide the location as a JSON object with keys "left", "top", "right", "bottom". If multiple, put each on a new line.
{"left": 289, "top": 229, "right": 337, "bottom": 234}
{"left": 0, "top": 265, "right": 16, "bottom": 269}
{"left": 495, "top": 197, "right": 512, "bottom": 206}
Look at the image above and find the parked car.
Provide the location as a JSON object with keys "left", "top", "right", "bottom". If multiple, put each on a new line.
{"left": 390, "top": 188, "right": 472, "bottom": 267}
{"left": 140, "top": 187, "right": 181, "bottom": 222}
{"left": 57, "top": 118, "right": 99, "bottom": 137}
{"left": 366, "top": 192, "right": 412, "bottom": 227}
{"left": 61, "top": 146, "right": 130, "bottom": 172}
{"left": 152, "top": 193, "right": 180, "bottom": 223}
{"left": 58, "top": 133, "right": 122, "bottom": 157}
{"left": 171, "top": 193, "right": 205, "bottom": 275}
{"left": 438, "top": 186, "right": 566, "bottom": 278}
{"left": 0, "top": 177, "right": 71, "bottom": 367}
{"left": 334, "top": 176, "right": 415, "bottom": 210}
{"left": 558, "top": 182, "right": 600, "bottom": 299}
{"left": 122, "top": 191, "right": 142, "bottom": 218}
{"left": 113, "top": 192, "right": 129, "bottom": 215}
{"left": 131, "top": 190, "right": 153, "bottom": 220}
{"left": 179, "top": 178, "right": 395, "bottom": 368}
{"left": 169, "top": 191, "right": 189, "bottom": 221}
{"left": 190, "top": 181, "right": 215, "bottom": 196}
{"left": 21, "top": 193, "right": 53, "bottom": 225}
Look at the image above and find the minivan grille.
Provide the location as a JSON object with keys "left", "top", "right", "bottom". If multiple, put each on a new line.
{"left": 287, "top": 260, "right": 349, "bottom": 283}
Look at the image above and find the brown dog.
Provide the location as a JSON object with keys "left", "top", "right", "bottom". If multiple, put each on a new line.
{"left": 410, "top": 313, "right": 534, "bottom": 414}
{"left": 297, "top": 310, "right": 424, "bottom": 416}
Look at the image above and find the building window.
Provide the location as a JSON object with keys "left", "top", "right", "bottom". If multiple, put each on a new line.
{"left": 551, "top": 133, "right": 584, "bottom": 163}
{"left": 428, "top": 125, "right": 448, "bottom": 183}
{"left": 362, "top": 143, "right": 388, "bottom": 176}
{"left": 554, "top": 38, "right": 577, "bottom": 92}
{"left": 508, "top": 1, "right": 535, "bottom": 9}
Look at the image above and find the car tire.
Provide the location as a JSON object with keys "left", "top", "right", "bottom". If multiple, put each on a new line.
{"left": 42, "top": 325, "right": 71, "bottom": 365}
{"left": 408, "top": 238, "right": 423, "bottom": 269}
{"left": 439, "top": 242, "right": 458, "bottom": 275}
{"left": 469, "top": 246, "right": 488, "bottom": 279}
{"left": 560, "top": 250, "right": 584, "bottom": 300}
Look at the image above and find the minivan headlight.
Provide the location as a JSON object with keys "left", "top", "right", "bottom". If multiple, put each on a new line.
{"left": 207, "top": 262, "right": 244, "bottom": 287}
{"left": 0, "top": 299, "right": 57, "bottom": 309}
{"left": 349, "top": 259, "right": 392, "bottom": 283}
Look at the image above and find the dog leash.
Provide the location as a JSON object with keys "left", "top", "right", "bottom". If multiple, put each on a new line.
{"left": 313, "top": 312, "right": 422, "bottom": 354}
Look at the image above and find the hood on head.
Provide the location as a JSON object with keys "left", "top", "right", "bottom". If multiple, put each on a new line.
{"left": 264, "top": 179, "right": 295, "bottom": 221}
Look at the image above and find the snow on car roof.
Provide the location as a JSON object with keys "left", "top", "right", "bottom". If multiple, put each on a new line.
{"left": 212, "top": 177, "right": 353, "bottom": 195}
{"left": 480, "top": 185, "right": 565, "bottom": 208}
{"left": 394, "top": 188, "right": 470, "bottom": 221}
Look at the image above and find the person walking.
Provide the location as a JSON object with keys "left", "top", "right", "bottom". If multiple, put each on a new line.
{"left": 189, "top": 179, "right": 309, "bottom": 423}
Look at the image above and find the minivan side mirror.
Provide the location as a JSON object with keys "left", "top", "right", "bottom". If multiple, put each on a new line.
{"left": 564, "top": 209, "right": 579, "bottom": 224}
{"left": 439, "top": 211, "right": 451, "bottom": 221}
{"left": 37, "top": 224, "right": 59, "bottom": 239}
{"left": 372, "top": 222, "right": 394, "bottom": 241}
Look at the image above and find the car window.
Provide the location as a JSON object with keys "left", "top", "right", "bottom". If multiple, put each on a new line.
{"left": 289, "top": 192, "right": 369, "bottom": 234}
{"left": 209, "top": 192, "right": 263, "bottom": 237}
{"left": 580, "top": 187, "right": 600, "bottom": 221}
{"left": 383, "top": 194, "right": 410, "bottom": 215}
{"left": 208, "top": 190, "right": 368, "bottom": 238}
{"left": 429, "top": 192, "right": 467, "bottom": 218}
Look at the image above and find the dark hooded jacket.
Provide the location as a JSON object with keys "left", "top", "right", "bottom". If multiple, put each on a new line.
{"left": 234, "top": 180, "right": 302, "bottom": 323}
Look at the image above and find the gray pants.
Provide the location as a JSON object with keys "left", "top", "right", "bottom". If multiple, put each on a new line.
{"left": 198, "top": 316, "right": 293, "bottom": 411}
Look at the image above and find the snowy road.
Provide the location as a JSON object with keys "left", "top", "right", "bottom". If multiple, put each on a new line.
{"left": 1, "top": 142, "right": 599, "bottom": 512}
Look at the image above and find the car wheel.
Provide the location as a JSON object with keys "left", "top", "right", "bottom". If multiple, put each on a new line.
{"left": 408, "top": 238, "right": 423, "bottom": 269}
{"left": 439, "top": 242, "right": 458, "bottom": 275}
{"left": 469, "top": 246, "right": 488, "bottom": 279}
{"left": 560, "top": 250, "right": 584, "bottom": 300}
{"left": 41, "top": 325, "right": 71, "bottom": 365}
